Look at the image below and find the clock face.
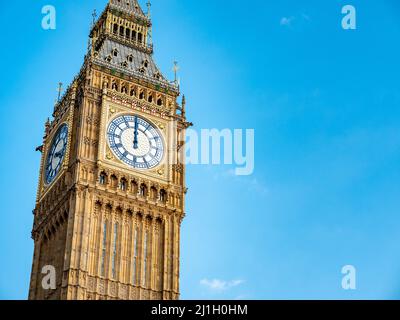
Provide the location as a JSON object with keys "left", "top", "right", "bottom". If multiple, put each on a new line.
{"left": 45, "top": 124, "right": 69, "bottom": 185}
{"left": 107, "top": 115, "right": 165, "bottom": 170}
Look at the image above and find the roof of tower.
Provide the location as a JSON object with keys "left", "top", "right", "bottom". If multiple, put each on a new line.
{"left": 109, "top": 0, "right": 146, "bottom": 17}
{"left": 94, "top": 39, "right": 178, "bottom": 93}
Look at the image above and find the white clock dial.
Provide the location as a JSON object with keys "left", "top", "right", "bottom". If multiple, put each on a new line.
{"left": 45, "top": 124, "right": 69, "bottom": 185}
{"left": 107, "top": 115, "right": 165, "bottom": 169}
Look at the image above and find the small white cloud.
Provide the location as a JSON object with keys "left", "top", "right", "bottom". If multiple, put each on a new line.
{"left": 280, "top": 16, "right": 294, "bottom": 26}
{"left": 200, "top": 279, "right": 244, "bottom": 292}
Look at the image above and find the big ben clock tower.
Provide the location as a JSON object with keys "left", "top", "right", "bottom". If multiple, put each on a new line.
{"left": 29, "top": 0, "right": 190, "bottom": 300}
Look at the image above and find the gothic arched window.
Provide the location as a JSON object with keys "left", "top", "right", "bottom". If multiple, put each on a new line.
{"left": 99, "top": 172, "right": 107, "bottom": 185}
{"left": 154, "top": 72, "right": 161, "bottom": 80}
{"left": 120, "top": 178, "right": 127, "bottom": 191}
{"left": 110, "top": 174, "right": 118, "bottom": 188}
{"left": 160, "top": 189, "right": 167, "bottom": 203}
{"left": 131, "top": 180, "right": 138, "bottom": 194}
{"left": 139, "top": 184, "right": 147, "bottom": 197}
{"left": 150, "top": 186, "right": 157, "bottom": 201}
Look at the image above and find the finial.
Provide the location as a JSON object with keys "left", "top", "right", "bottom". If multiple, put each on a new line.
{"left": 146, "top": 1, "right": 151, "bottom": 19}
{"left": 87, "top": 37, "right": 91, "bottom": 53}
{"left": 92, "top": 9, "right": 97, "bottom": 27}
{"left": 146, "top": 1, "right": 153, "bottom": 47}
{"left": 88, "top": 9, "right": 97, "bottom": 53}
{"left": 57, "top": 82, "right": 63, "bottom": 102}
{"left": 45, "top": 117, "right": 51, "bottom": 136}
{"left": 173, "top": 61, "right": 180, "bottom": 84}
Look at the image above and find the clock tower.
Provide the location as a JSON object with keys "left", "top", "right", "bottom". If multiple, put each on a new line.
{"left": 29, "top": 0, "right": 190, "bottom": 300}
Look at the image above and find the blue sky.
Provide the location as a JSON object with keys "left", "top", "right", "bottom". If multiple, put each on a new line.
{"left": 1, "top": 0, "right": 400, "bottom": 300}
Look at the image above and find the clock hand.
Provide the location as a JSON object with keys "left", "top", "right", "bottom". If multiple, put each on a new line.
{"left": 54, "top": 149, "right": 64, "bottom": 158}
{"left": 54, "top": 145, "right": 66, "bottom": 159}
{"left": 133, "top": 116, "right": 139, "bottom": 150}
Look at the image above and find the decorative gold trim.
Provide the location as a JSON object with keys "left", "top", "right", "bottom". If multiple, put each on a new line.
{"left": 108, "top": 107, "right": 121, "bottom": 119}
{"left": 152, "top": 165, "right": 165, "bottom": 176}
{"left": 106, "top": 146, "right": 114, "bottom": 160}
{"left": 155, "top": 121, "right": 166, "bottom": 131}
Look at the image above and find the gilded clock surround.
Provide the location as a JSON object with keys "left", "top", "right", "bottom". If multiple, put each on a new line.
{"left": 106, "top": 113, "right": 165, "bottom": 170}
{"left": 45, "top": 123, "right": 69, "bottom": 185}
{"left": 29, "top": 0, "right": 191, "bottom": 300}
{"left": 100, "top": 102, "right": 169, "bottom": 181}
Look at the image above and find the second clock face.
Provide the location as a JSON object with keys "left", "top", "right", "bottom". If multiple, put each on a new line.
{"left": 107, "top": 115, "right": 165, "bottom": 170}
{"left": 45, "top": 123, "right": 69, "bottom": 185}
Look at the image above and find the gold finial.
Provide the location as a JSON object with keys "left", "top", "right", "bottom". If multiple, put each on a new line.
{"left": 146, "top": 1, "right": 151, "bottom": 19}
